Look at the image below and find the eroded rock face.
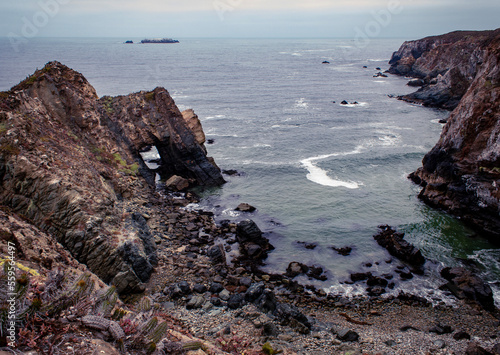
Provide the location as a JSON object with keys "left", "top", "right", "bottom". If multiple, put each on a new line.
{"left": 390, "top": 30, "right": 500, "bottom": 240}
{"left": 0, "top": 61, "right": 224, "bottom": 294}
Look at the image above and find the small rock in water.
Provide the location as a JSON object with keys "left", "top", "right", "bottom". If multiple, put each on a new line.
{"left": 235, "top": 203, "right": 256, "bottom": 212}
{"left": 332, "top": 246, "right": 352, "bottom": 256}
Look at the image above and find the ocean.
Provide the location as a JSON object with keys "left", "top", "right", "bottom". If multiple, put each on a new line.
{"left": 1, "top": 37, "right": 499, "bottom": 304}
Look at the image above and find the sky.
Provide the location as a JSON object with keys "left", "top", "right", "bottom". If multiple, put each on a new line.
{"left": 0, "top": 0, "right": 499, "bottom": 40}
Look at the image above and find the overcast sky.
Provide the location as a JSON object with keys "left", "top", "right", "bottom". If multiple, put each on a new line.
{"left": 1, "top": 0, "right": 499, "bottom": 39}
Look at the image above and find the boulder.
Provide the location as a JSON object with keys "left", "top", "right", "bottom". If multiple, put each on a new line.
{"left": 186, "top": 295, "right": 206, "bottom": 309}
{"left": 440, "top": 267, "right": 495, "bottom": 311}
{"left": 373, "top": 225, "right": 425, "bottom": 267}
{"left": 166, "top": 175, "right": 190, "bottom": 191}
{"left": 286, "top": 262, "right": 309, "bottom": 278}
{"left": 236, "top": 219, "right": 263, "bottom": 243}
{"left": 408, "top": 78, "right": 425, "bottom": 87}
{"left": 235, "top": 203, "right": 256, "bottom": 212}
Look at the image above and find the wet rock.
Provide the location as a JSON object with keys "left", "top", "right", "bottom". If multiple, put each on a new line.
{"left": 440, "top": 267, "right": 495, "bottom": 311}
{"left": 235, "top": 203, "right": 256, "bottom": 212}
{"left": 286, "top": 262, "right": 309, "bottom": 278}
{"left": 307, "top": 265, "right": 328, "bottom": 281}
{"left": 367, "top": 276, "right": 388, "bottom": 287}
{"left": 297, "top": 241, "right": 318, "bottom": 250}
{"left": 222, "top": 169, "right": 240, "bottom": 176}
{"left": 340, "top": 100, "right": 349, "bottom": 105}
{"left": 186, "top": 295, "right": 206, "bottom": 309}
{"left": 374, "top": 225, "right": 425, "bottom": 267}
{"left": 322, "top": 61, "right": 330, "bottom": 64}
{"left": 236, "top": 219, "right": 263, "bottom": 242}
{"left": 332, "top": 246, "right": 352, "bottom": 256}
{"left": 351, "top": 272, "right": 372, "bottom": 282}
{"left": 373, "top": 72, "right": 388, "bottom": 78}
{"left": 166, "top": 175, "right": 190, "bottom": 191}
{"left": 245, "top": 243, "right": 263, "bottom": 258}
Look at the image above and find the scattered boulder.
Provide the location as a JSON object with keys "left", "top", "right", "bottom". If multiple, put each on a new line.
{"left": 186, "top": 295, "right": 206, "bottom": 309}
{"left": 322, "top": 61, "right": 330, "bottom": 64}
{"left": 235, "top": 203, "right": 256, "bottom": 212}
{"left": 408, "top": 78, "right": 425, "bottom": 87}
{"left": 333, "top": 246, "right": 353, "bottom": 256}
{"left": 440, "top": 267, "right": 495, "bottom": 311}
{"left": 166, "top": 175, "right": 190, "bottom": 191}
{"left": 351, "top": 272, "right": 372, "bottom": 282}
{"left": 373, "top": 72, "right": 388, "bottom": 78}
{"left": 373, "top": 225, "right": 425, "bottom": 267}
{"left": 340, "top": 100, "right": 349, "bottom": 105}
{"left": 286, "top": 262, "right": 309, "bottom": 278}
{"left": 334, "top": 328, "right": 359, "bottom": 342}
{"left": 429, "top": 323, "right": 453, "bottom": 335}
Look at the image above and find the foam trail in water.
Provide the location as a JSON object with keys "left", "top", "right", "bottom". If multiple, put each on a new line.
{"left": 300, "top": 149, "right": 361, "bottom": 189}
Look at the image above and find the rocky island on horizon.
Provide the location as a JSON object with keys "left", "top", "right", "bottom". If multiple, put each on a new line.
{"left": 0, "top": 28, "right": 499, "bottom": 354}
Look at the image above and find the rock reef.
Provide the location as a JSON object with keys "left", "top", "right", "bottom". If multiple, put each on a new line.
{"left": 389, "top": 29, "right": 500, "bottom": 240}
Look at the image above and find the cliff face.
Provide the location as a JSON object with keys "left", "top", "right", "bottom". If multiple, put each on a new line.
{"left": 0, "top": 61, "right": 224, "bottom": 294}
{"left": 388, "top": 29, "right": 500, "bottom": 110}
{"left": 389, "top": 30, "right": 500, "bottom": 240}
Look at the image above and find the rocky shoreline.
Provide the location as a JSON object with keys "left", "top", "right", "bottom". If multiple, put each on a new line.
{"left": 1, "top": 59, "right": 499, "bottom": 354}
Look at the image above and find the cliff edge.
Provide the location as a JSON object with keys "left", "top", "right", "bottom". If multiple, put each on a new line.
{"left": 0, "top": 61, "right": 224, "bottom": 294}
{"left": 389, "top": 30, "right": 500, "bottom": 240}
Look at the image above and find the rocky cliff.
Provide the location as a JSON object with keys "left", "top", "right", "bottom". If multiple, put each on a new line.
{"left": 0, "top": 61, "right": 224, "bottom": 294}
{"left": 389, "top": 30, "right": 500, "bottom": 240}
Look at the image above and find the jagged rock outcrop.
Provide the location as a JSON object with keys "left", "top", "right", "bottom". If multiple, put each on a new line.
{"left": 389, "top": 30, "right": 500, "bottom": 241}
{"left": 0, "top": 61, "right": 224, "bottom": 294}
{"left": 388, "top": 29, "right": 500, "bottom": 110}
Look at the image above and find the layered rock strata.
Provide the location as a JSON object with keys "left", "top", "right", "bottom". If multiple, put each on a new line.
{"left": 0, "top": 61, "right": 224, "bottom": 294}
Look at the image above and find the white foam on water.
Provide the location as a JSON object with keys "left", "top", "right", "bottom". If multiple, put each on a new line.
{"left": 340, "top": 101, "right": 369, "bottom": 108}
{"left": 295, "top": 98, "right": 309, "bottom": 109}
{"left": 300, "top": 149, "right": 362, "bottom": 189}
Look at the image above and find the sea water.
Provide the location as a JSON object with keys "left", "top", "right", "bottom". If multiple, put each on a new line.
{"left": 1, "top": 37, "right": 498, "bottom": 303}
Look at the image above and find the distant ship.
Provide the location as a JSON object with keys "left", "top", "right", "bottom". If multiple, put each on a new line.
{"left": 141, "top": 38, "right": 179, "bottom": 44}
